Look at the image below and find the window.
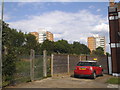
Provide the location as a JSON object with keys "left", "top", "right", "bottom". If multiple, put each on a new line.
{"left": 118, "top": 12, "right": 120, "bottom": 18}
{"left": 77, "top": 62, "right": 97, "bottom": 66}
{"left": 109, "top": 16, "right": 114, "bottom": 20}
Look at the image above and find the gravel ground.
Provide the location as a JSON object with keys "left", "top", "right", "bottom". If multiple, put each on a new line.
{"left": 6, "top": 74, "right": 120, "bottom": 88}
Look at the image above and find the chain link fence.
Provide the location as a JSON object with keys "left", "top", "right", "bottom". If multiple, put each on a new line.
{"left": 47, "top": 56, "right": 51, "bottom": 77}
{"left": 13, "top": 55, "right": 31, "bottom": 85}
{"left": 51, "top": 54, "right": 109, "bottom": 76}
{"left": 51, "top": 54, "right": 80, "bottom": 76}
{"left": 34, "top": 55, "right": 43, "bottom": 80}
{"left": 2, "top": 50, "right": 50, "bottom": 87}
{"left": 2, "top": 51, "right": 109, "bottom": 86}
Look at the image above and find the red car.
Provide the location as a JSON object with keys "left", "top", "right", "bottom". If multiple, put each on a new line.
{"left": 74, "top": 61, "right": 103, "bottom": 79}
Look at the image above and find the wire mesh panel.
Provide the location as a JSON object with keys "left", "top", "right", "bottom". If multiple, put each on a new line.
{"left": 34, "top": 55, "right": 43, "bottom": 80}
{"left": 47, "top": 56, "right": 51, "bottom": 77}
{"left": 13, "top": 55, "right": 31, "bottom": 84}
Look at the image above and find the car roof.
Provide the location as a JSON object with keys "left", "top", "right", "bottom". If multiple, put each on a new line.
{"left": 79, "top": 60, "right": 97, "bottom": 62}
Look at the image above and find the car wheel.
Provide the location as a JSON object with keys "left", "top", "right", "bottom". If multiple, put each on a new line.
{"left": 91, "top": 72, "right": 96, "bottom": 79}
{"left": 74, "top": 74, "right": 78, "bottom": 78}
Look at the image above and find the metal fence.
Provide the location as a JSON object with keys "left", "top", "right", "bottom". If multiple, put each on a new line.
{"left": 2, "top": 50, "right": 50, "bottom": 86}
{"left": 13, "top": 55, "right": 31, "bottom": 85}
{"left": 11, "top": 54, "right": 44, "bottom": 85}
{"left": 51, "top": 54, "right": 80, "bottom": 76}
{"left": 34, "top": 55, "right": 43, "bottom": 80}
{"left": 47, "top": 56, "right": 51, "bottom": 77}
{"left": 51, "top": 54, "right": 109, "bottom": 76}
{"left": 3, "top": 51, "right": 109, "bottom": 86}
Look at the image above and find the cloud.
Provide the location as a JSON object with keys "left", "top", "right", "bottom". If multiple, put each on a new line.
{"left": 8, "top": 10, "right": 109, "bottom": 52}
{"left": 3, "top": 14, "right": 11, "bottom": 21}
{"left": 92, "top": 23, "right": 109, "bottom": 32}
{"left": 96, "top": 9, "right": 101, "bottom": 12}
{"left": 88, "top": 5, "right": 95, "bottom": 9}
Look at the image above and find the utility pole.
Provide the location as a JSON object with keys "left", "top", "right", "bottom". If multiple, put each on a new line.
{"left": 0, "top": 0, "right": 4, "bottom": 89}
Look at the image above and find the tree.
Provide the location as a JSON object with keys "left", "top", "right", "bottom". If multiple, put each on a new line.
{"left": 72, "top": 42, "right": 81, "bottom": 55}
{"left": 40, "top": 39, "right": 54, "bottom": 55}
{"left": 2, "top": 21, "right": 39, "bottom": 86}
{"left": 71, "top": 42, "right": 90, "bottom": 55}
{"left": 2, "top": 21, "right": 17, "bottom": 85}
{"left": 80, "top": 44, "right": 90, "bottom": 54}
{"left": 24, "top": 33, "right": 38, "bottom": 54}
{"left": 54, "top": 39, "right": 71, "bottom": 54}
{"left": 92, "top": 47, "right": 105, "bottom": 56}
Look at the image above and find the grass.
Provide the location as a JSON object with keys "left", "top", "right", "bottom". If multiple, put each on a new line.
{"left": 106, "top": 77, "right": 120, "bottom": 85}
{"left": 3, "top": 56, "right": 51, "bottom": 87}
{"left": 2, "top": 81, "right": 10, "bottom": 87}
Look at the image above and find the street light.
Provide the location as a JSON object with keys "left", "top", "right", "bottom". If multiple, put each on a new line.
{"left": 0, "top": 0, "right": 4, "bottom": 89}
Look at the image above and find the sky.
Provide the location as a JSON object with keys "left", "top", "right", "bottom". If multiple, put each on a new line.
{"left": 1, "top": 1, "right": 111, "bottom": 53}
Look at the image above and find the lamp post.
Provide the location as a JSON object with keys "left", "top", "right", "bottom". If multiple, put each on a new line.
{"left": 0, "top": 0, "right": 4, "bottom": 89}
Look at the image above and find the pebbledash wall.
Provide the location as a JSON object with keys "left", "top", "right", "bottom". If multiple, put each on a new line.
{"left": 51, "top": 54, "right": 108, "bottom": 76}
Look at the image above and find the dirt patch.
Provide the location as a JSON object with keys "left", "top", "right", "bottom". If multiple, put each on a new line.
{"left": 6, "top": 74, "right": 117, "bottom": 88}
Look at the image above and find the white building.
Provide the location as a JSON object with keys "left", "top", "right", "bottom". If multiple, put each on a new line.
{"left": 38, "top": 28, "right": 47, "bottom": 43}
{"left": 88, "top": 35, "right": 106, "bottom": 54}
{"left": 94, "top": 35, "right": 106, "bottom": 54}
{"left": 38, "top": 28, "right": 54, "bottom": 43}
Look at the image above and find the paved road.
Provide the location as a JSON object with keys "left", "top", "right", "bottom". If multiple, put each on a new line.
{"left": 7, "top": 74, "right": 119, "bottom": 88}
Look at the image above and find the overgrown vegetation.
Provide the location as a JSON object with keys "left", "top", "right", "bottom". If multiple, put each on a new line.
{"left": 106, "top": 77, "right": 120, "bottom": 84}
{"left": 40, "top": 39, "right": 91, "bottom": 55}
{"left": 2, "top": 21, "right": 38, "bottom": 86}
{"left": 91, "top": 47, "right": 105, "bottom": 56}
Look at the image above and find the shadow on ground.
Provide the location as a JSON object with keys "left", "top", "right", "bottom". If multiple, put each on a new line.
{"left": 70, "top": 74, "right": 103, "bottom": 80}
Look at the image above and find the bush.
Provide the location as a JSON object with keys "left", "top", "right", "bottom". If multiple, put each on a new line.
{"left": 2, "top": 54, "right": 16, "bottom": 86}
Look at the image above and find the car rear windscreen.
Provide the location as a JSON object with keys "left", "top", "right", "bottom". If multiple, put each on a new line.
{"left": 77, "top": 62, "right": 97, "bottom": 66}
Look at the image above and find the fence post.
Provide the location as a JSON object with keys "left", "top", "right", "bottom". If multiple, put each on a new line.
{"left": 51, "top": 54, "right": 54, "bottom": 77}
{"left": 43, "top": 50, "right": 47, "bottom": 77}
{"left": 67, "top": 55, "right": 70, "bottom": 74}
{"left": 30, "top": 49, "right": 35, "bottom": 81}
